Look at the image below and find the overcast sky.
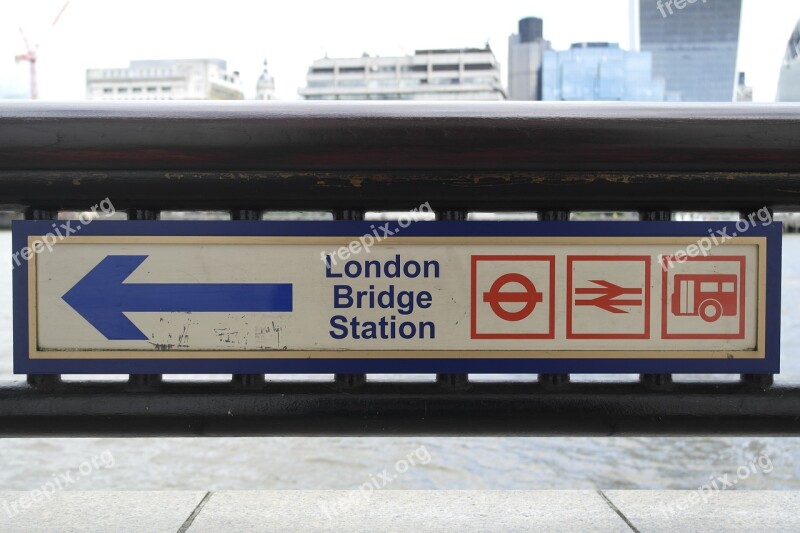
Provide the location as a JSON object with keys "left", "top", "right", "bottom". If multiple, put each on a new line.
{"left": 1, "top": 0, "right": 797, "bottom": 101}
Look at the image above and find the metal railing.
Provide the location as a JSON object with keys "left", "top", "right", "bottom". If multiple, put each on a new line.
{"left": 0, "top": 101, "right": 798, "bottom": 436}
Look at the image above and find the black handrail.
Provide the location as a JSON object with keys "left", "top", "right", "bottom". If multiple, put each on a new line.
{"left": 0, "top": 380, "right": 794, "bottom": 437}
{"left": 0, "top": 102, "right": 798, "bottom": 211}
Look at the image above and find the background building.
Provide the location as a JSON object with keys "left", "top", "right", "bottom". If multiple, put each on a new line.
{"left": 256, "top": 59, "right": 276, "bottom": 100}
{"left": 777, "top": 19, "right": 800, "bottom": 102}
{"left": 541, "top": 42, "right": 665, "bottom": 101}
{"left": 507, "top": 17, "right": 550, "bottom": 100}
{"left": 639, "top": 0, "right": 742, "bottom": 101}
{"left": 299, "top": 47, "right": 505, "bottom": 100}
{"left": 735, "top": 72, "right": 753, "bottom": 102}
{"left": 86, "top": 59, "right": 244, "bottom": 100}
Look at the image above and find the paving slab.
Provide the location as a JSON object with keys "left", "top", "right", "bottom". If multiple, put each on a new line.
{"left": 3, "top": 489, "right": 798, "bottom": 532}
{"left": 0, "top": 490, "right": 207, "bottom": 533}
{"left": 605, "top": 490, "right": 800, "bottom": 533}
{"left": 186, "top": 490, "right": 630, "bottom": 533}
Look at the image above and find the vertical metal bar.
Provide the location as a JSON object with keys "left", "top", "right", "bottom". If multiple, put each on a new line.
{"left": 436, "top": 210, "right": 469, "bottom": 388}
{"left": 640, "top": 373, "right": 673, "bottom": 389}
{"left": 436, "top": 373, "right": 470, "bottom": 389}
{"left": 232, "top": 374, "right": 266, "bottom": 387}
{"left": 537, "top": 373, "right": 570, "bottom": 387}
{"left": 333, "top": 208, "right": 367, "bottom": 389}
{"left": 739, "top": 206, "right": 774, "bottom": 388}
{"left": 25, "top": 208, "right": 58, "bottom": 221}
{"left": 639, "top": 210, "right": 673, "bottom": 389}
{"left": 230, "top": 209, "right": 267, "bottom": 387}
{"left": 127, "top": 209, "right": 160, "bottom": 221}
{"left": 537, "top": 210, "right": 569, "bottom": 222}
{"left": 437, "top": 210, "right": 467, "bottom": 222}
{"left": 332, "top": 209, "right": 365, "bottom": 222}
{"left": 231, "top": 209, "right": 262, "bottom": 221}
{"left": 537, "top": 209, "right": 570, "bottom": 387}
{"left": 127, "top": 208, "right": 163, "bottom": 387}
{"left": 740, "top": 373, "right": 774, "bottom": 388}
{"left": 24, "top": 207, "right": 62, "bottom": 388}
{"left": 639, "top": 210, "right": 672, "bottom": 222}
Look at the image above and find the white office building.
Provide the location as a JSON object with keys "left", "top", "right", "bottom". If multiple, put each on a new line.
{"left": 86, "top": 59, "right": 244, "bottom": 100}
{"left": 299, "top": 47, "right": 506, "bottom": 100}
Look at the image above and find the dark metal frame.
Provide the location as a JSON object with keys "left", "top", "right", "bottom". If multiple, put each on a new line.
{"left": 1, "top": 102, "right": 797, "bottom": 436}
{"left": 0, "top": 380, "right": 794, "bottom": 436}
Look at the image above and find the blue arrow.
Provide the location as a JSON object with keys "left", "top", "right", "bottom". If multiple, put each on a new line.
{"left": 62, "top": 255, "right": 293, "bottom": 341}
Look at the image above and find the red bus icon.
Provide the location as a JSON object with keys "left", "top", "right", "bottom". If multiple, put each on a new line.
{"left": 670, "top": 274, "right": 738, "bottom": 323}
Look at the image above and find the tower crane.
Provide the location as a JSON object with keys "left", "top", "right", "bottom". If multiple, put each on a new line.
{"left": 14, "top": 1, "right": 71, "bottom": 99}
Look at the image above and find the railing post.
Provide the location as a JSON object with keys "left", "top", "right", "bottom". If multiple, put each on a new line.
{"left": 24, "top": 207, "right": 62, "bottom": 388}
{"left": 538, "top": 210, "right": 569, "bottom": 222}
{"left": 230, "top": 209, "right": 267, "bottom": 387}
{"left": 333, "top": 208, "right": 367, "bottom": 389}
{"left": 740, "top": 373, "right": 774, "bottom": 389}
{"left": 739, "top": 206, "right": 775, "bottom": 388}
{"left": 639, "top": 210, "right": 672, "bottom": 221}
{"left": 436, "top": 210, "right": 467, "bottom": 222}
{"left": 126, "top": 208, "right": 163, "bottom": 387}
{"left": 639, "top": 210, "right": 674, "bottom": 389}
{"left": 231, "top": 209, "right": 262, "bottom": 221}
{"left": 537, "top": 209, "right": 570, "bottom": 387}
{"left": 435, "top": 210, "right": 470, "bottom": 388}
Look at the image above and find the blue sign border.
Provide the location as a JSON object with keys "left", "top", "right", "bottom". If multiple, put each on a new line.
{"left": 13, "top": 220, "right": 781, "bottom": 374}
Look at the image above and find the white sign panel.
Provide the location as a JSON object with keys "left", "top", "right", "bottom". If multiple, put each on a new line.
{"left": 12, "top": 221, "right": 779, "bottom": 374}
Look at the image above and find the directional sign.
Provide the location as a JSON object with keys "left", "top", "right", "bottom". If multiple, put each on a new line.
{"left": 12, "top": 221, "right": 781, "bottom": 374}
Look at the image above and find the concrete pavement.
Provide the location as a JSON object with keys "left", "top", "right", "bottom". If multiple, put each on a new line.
{"left": 1, "top": 490, "right": 798, "bottom": 532}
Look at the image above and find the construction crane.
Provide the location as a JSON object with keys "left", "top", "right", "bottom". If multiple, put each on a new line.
{"left": 14, "top": 1, "right": 71, "bottom": 100}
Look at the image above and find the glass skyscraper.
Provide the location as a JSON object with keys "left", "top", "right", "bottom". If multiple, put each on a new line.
{"left": 777, "top": 19, "right": 800, "bottom": 102}
{"left": 639, "top": 0, "right": 742, "bottom": 102}
{"left": 541, "top": 42, "right": 665, "bottom": 101}
{"left": 508, "top": 17, "right": 550, "bottom": 100}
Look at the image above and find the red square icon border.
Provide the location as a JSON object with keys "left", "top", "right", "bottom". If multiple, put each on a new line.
{"left": 660, "top": 255, "right": 746, "bottom": 340}
{"left": 566, "top": 255, "right": 651, "bottom": 340}
{"left": 470, "top": 255, "right": 555, "bottom": 340}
